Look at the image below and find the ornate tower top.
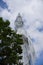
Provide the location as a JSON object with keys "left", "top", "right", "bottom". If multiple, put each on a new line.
{"left": 15, "top": 13, "right": 23, "bottom": 28}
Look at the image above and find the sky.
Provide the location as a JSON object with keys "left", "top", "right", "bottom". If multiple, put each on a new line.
{"left": 0, "top": 0, "right": 43, "bottom": 65}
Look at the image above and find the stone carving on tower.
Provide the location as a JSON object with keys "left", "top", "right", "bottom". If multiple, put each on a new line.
{"left": 15, "top": 13, "right": 35, "bottom": 65}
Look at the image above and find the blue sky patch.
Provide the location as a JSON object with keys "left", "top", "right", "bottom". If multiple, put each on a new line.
{"left": 37, "top": 26, "right": 43, "bottom": 32}
{"left": 35, "top": 51, "right": 43, "bottom": 65}
{"left": 31, "top": 38, "right": 35, "bottom": 42}
{"left": 0, "top": 0, "right": 8, "bottom": 9}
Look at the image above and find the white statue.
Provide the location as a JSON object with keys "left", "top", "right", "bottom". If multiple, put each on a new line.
{"left": 15, "top": 13, "right": 35, "bottom": 65}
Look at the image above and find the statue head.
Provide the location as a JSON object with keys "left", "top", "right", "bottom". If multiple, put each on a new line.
{"left": 15, "top": 13, "right": 24, "bottom": 28}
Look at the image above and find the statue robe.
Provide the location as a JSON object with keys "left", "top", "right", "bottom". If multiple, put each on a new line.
{"left": 16, "top": 28, "right": 35, "bottom": 65}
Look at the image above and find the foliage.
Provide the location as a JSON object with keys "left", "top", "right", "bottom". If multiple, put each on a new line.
{"left": 0, "top": 17, "right": 23, "bottom": 65}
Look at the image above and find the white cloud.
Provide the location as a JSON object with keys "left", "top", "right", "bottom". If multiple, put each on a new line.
{"left": 0, "top": 0, "right": 43, "bottom": 59}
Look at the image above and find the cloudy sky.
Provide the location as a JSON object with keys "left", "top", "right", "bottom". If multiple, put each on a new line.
{"left": 0, "top": 0, "right": 43, "bottom": 65}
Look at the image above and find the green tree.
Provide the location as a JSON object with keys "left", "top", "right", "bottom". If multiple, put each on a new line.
{"left": 0, "top": 17, "right": 23, "bottom": 65}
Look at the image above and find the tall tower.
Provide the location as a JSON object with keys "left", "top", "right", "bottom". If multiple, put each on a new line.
{"left": 15, "top": 13, "right": 35, "bottom": 65}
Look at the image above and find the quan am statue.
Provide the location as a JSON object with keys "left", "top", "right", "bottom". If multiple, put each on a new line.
{"left": 15, "top": 13, "right": 35, "bottom": 65}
